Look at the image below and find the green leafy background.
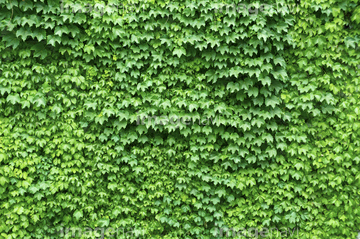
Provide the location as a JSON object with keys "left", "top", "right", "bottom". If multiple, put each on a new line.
{"left": 0, "top": 0, "right": 359, "bottom": 238}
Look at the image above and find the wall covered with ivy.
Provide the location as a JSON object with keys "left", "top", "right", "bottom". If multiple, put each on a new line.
{"left": 0, "top": 0, "right": 359, "bottom": 238}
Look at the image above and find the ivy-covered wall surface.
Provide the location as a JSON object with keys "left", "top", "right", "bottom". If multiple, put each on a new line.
{"left": 0, "top": 0, "right": 359, "bottom": 238}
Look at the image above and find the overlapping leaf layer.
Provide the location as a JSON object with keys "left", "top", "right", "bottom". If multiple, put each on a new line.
{"left": 0, "top": 0, "right": 359, "bottom": 238}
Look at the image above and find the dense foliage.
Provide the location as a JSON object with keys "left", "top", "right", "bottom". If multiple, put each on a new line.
{"left": 0, "top": 0, "right": 359, "bottom": 238}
